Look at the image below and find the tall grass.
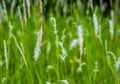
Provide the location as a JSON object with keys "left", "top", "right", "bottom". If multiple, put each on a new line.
{"left": 0, "top": 0, "right": 120, "bottom": 84}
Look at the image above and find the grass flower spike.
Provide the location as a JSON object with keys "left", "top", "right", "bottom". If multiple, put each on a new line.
{"left": 34, "top": 26, "right": 43, "bottom": 61}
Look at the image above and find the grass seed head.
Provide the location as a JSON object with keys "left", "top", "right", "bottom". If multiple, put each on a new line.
{"left": 8, "top": 21, "right": 13, "bottom": 38}
{"left": 70, "top": 39, "right": 79, "bottom": 50}
{"left": 18, "top": 6, "right": 24, "bottom": 33}
{"left": 0, "top": 61, "right": 3, "bottom": 66}
{"left": 77, "top": 25, "right": 83, "bottom": 57}
{"left": 88, "top": 0, "right": 93, "bottom": 11}
{"left": 93, "top": 13, "right": 99, "bottom": 37}
{"left": 10, "top": 0, "right": 16, "bottom": 15}
{"left": 39, "top": 0, "right": 43, "bottom": 16}
{"left": 93, "top": 61, "right": 99, "bottom": 73}
{"left": 47, "top": 65, "right": 53, "bottom": 70}
{"left": 34, "top": 26, "right": 43, "bottom": 61}
{"left": 23, "top": 0, "right": 27, "bottom": 23}
{"left": 77, "top": 62, "right": 86, "bottom": 72}
{"left": 26, "top": 0, "right": 31, "bottom": 17}
{"left": 60, "top": 80, "right": 69, "bottom": 84}
{"left": 57, "top": 41, "right": 67, "bottom": 61}
{"left": 50, "top": 17, "right": 57, "bottom": 34}
{"left": 115, "top": 57, "right": 120, "bottom": 71}
{"left": 109, "top": 19, "right": 114, "bottom": 40}
{"left": 4, "top": 40, "right": 8, "bottom": 71}
{"left": 2, "top": 77, "right": 7, "bottom": 84}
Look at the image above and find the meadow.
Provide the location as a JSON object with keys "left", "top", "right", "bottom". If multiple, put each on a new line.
{"left": 0, "top": 0, "right": 120, "bottom": 84}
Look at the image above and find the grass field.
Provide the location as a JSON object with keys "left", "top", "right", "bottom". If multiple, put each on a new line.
{"left": 0, "top": 0, "right": 120, "bottom": 84}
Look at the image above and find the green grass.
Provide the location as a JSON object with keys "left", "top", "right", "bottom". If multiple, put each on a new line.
{"left": 0, "top": 1, "right": 120, "bottom": 84}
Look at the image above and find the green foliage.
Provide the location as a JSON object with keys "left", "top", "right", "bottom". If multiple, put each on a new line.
{"left": 0, "top": 0, "right": 120, "bottom": 84}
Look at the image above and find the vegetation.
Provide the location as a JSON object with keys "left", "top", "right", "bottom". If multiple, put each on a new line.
{"left": 0, "top": 0, "right": 120, "bottom": 84}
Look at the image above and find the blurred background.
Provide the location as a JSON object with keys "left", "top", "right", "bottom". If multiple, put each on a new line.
{"left": 0, "top": 0, "right": 120, "bottom": 18}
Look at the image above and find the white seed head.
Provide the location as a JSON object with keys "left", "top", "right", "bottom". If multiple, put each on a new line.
{"left": 93, "top": 13, "right": 99, "bottom": 37}
{"left": 8, "top": 21, "right": 13, "bottom": 38}
{"left": 4, "top": 40, "right": 8, "bottom": 71}
{"left": 77, "top": 25, "right": 83, "bottom": 56}
{"left": 2, "top": 77, "right": 7, "bottom": 84}
{"left": 111, "top": 10, "right": 114, "bottom": 22}
{"left": 60, "top": 80, "right": 69, "bottom": 84}
{"left": 0, "top": 61, "right": 3, "bottom": 66}
{"left": 77, "top": 62, "right": 86, "bottom": 72}
{"left": 18, "top": 6, "right": 24, "bottom": 32}
{"left": 115, "top": 57, "right": 120, "bottom": 71}
{"left": 78, "top": 25, "right": 83, "bottom": 44}
{"left": 50, "top": 17, "right": 58, "bottom": 48}
{"left": 45, "top": 82, "right": 51, "bottom": 84}
{"left": 39, "top": 0, "right": 43, "bottom": 16}
{"left": 23, "top": 0, "right": 27, "bottom": 23}
{"left": 88, "top": 0, "right": 93, "bottom": 11}
{"left": 57, "top": 42, "right": 67, "bottom": 61}
{"left": 47, "top": 65, "right": 53, "bottom": 70}
{"left": 10, "top": 0, "right": 16, "bottom": 15}
{"left": 93, "top": 61, "right": 99, "bottom": 73}
{"left": 34, "top": 27, "right": 43, "bottom": 61}
{"left": 26, "top": 0, "right": 31, "bottom": 17}
{"left": 70, "top": 39, "right": 79, "bottom": 50}
{"left": 109, "top": 19, "right": 114, "bottom": 40}
{"left": 50, "top": 17, "right": 57, "bottom": 34}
